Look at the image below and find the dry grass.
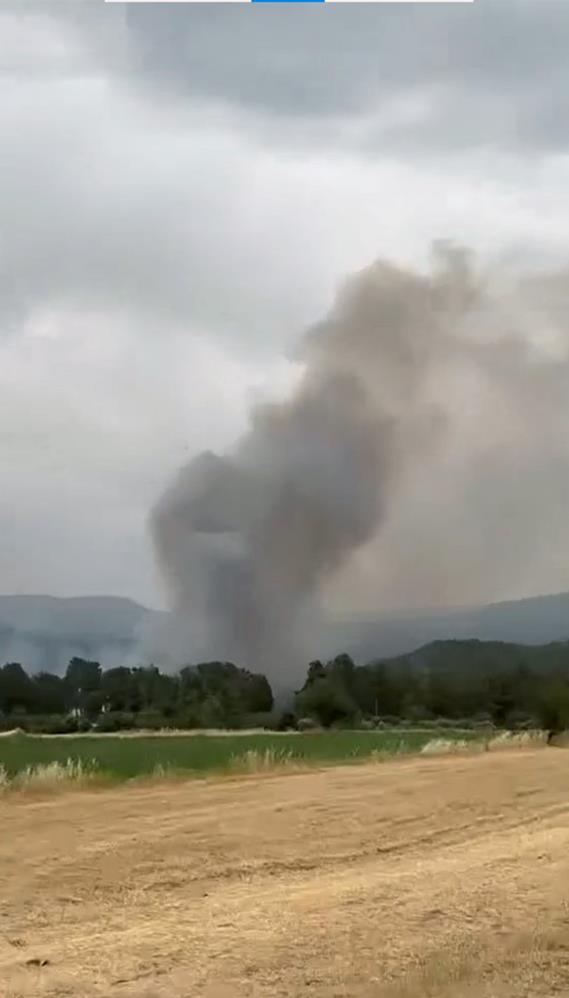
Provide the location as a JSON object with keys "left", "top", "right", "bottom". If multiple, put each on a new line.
{"left": 122, "top": 749, "right": 303, "bottom": 787}
{"left": 421, "top": 729, "right": 549, "bottom": 757}
{"left": 0, "top": 758, "right": 101, "bottom": 794}
{"left": 382, "top": 937, "right": 489, "bottom": 998}
{"left": 550, "top": 730, "right": 569, "bottom": 747}
{"left": 420, "top": 737, "right": 477, "bottom": 756}
{"left": 228, "top": 746, "right": 300, "bottom": 773}
{"left": 1, "top": 748, "right": 568, "bottom": 997}
{"left": 382, "top": 924, "right": 569, "bottom": 998}
{"left": 369, "top": 739, "right": 409, "bottom": 762}
{"left": 487, "top": 729, "right": 549, "bottom": 749}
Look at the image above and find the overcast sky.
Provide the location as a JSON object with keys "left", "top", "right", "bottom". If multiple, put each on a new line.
{"left": 2, "top": 0, "right": 569, "bottom": 613}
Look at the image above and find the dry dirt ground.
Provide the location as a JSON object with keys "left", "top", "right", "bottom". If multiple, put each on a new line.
{"left": 1, "top": 748, "right": 568, "bottom": 998}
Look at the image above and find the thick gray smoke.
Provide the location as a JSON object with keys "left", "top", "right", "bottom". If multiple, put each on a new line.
{"left": 150, "top": 242, "right": 569, "bottom": 683}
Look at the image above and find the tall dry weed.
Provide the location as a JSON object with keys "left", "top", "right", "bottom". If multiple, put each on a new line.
{"left": 420, "top": 738, "right": 480, "bottom": 756}
{"left": 5, "top": 758, "right": 100, "bottom": 793}
{"left": 486, "top": 730, "right": 548, "bottom": 750}
{"left": 229, "top": 747, "right": 298, "bottom": 773}
{"left": 0, "top": 764, "right": 9, "bottom": 792}
{"left": 420, "top": 730, "right": 548, "bottom": 757}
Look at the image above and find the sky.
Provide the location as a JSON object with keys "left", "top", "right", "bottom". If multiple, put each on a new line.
{"left": 2, "top": 0, "right": 569, "bottom": 615}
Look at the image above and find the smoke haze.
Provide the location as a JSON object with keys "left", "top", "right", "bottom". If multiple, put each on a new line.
{"left": 150, "top": 243, "right": 569, "bottom": 684}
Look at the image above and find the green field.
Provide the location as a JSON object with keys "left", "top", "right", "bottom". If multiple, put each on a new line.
{"left": 0, "top": 729, "right": 482, "bottom": 783}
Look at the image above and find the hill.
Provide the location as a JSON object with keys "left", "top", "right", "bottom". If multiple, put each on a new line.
{"left": 0, "top": 595, "right": 162, "bottom": 672}
{"left": 1, "top": 589, "right": 569, "bottom": 675}
{"left": 325, "top": 591, "right": 569, "bottom": 662}
{"left": 374, "top": 636, "right": 569, "bottom": 675}
{"left": 297, "top": 638, "right": 569, "bottom": 730}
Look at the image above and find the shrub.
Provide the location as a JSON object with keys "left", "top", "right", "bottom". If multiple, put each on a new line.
{"left": 487, "top": 730, "right": 548, "bottom": 750}
{"left": 274, "top": 711, "right": 297, "bottom": 731}
{"left": 421, "top": 738, "right": 476, "bottom": 756}
{"left": 229, "top": 747, "right": 297, "bottom": 773}
{"left": 296, "top": 677, "right": 356, "bottom": 728}
{"left": 297, "top": 716, "right": 319, "bottom": 731}
{"left": 0, "top": 765, "right": 9, "bottom": 792}
{"left": 136, "top": 710, "right": 168, "bottom": 731}
{"left": 236, "top": 711, "right": 279, "bottom": 730}
{"left": 94, "top": 711, "right": 136, "bottom": 733}
{"left": 10, "top": 714, "right": 79, "bottom": 735}
{"left": 504, "top": 710, "right": 538, "bottom": 731}
{"left": 377, "top": 715, "right": 402, "bottom": 728}
{"left": 13, "top": 758, "right": 99, "bottom": 791}
{"left": 172, "top": 708, "right": 201, "bottom": 730}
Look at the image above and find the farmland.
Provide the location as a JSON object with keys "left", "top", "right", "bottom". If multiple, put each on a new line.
{"left": 1, "top": 745, "right": 568, "bottom": 997}
{"left": 0, "top": 728, "right": 482, "bottom": 784}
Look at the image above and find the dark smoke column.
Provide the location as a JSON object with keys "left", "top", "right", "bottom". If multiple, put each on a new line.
{"left": 150, "top": 245, "right": 467, "bottom": 682}
{"left": 150, "top": 371, "right": 390, "bottom": 682}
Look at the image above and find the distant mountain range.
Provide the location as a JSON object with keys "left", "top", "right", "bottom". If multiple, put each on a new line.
{"left": 325, "top": 591, "right": 569, "bottom": 664}
{"left": 0, "top": 595, "right": 162, "bottom": 673}
{"left": 0, "top": 591, "right": 568, "bottom": 674}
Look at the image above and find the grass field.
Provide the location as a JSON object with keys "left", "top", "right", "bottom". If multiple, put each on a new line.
{"left": 0, "top": 728, "right": 483, "bottom": 784}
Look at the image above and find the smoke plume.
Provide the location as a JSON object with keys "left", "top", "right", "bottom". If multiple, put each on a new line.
{"left": 150, "top": 242, "right": 569, "bottom": 683}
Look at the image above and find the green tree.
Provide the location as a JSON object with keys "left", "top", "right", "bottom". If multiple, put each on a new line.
{"left": 32, "top": 672, "right": 69, "bottom": 714}
{"left": 65, "top": 658, "right": 102, "bottom": 716}
{"left": 101, "top": 667, "right": 141, "bottom": 713}
{"left": 0, "top": 663, "right": 35, "bottom": 714}
{"left": 296, "top": 676, "right": 356, "bottom": 727}
{"left": 537, "top": 680, "right": 569, "bottom": 733}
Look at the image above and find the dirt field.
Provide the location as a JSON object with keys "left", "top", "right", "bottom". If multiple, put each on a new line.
{"left": 1, "top": 749, "right": 568, "bottom": 998}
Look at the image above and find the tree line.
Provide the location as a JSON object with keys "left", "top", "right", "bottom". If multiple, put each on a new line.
{"left": 0, "top": 658, "right": 273, "bottom": 732}
{"left": 1, "top": 638, "right": 569, "bottom": 733}
{"left": 296, "top": 640, "right": 569, "bottom": 732}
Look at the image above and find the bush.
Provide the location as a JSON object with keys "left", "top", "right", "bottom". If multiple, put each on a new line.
{"left": 404, "top": 704, "right": 433, "bottom": 723}
{"left": 11, "top": 714, "right": 79, "bottom": 734}
{"left": 136, "top": 710, "right": 168, "bottom": 731}
{"left": 537, "top": 681, "right": 569, "bottom": 733}
{"left": 296, "top": 678, "right": 356, "bottom": 728}
{"left": 38, "top": 715, "right": 80, "bottom": 734}
{"left": 198, "top": 695, "right": 228, "bottom": 729}
{"left": 297, "top": 716, "right": 319, "bottom": 731}
{"left": 234, "top": 711, "right": 280, "bottom": 730}
{"left": 376, "top": 715, "right": 402, "bottom": 728}
{"left": 472, "top": 711, "right": 494, "bottom": 728}
{"left": 356, "top": 717, "right": 375, "bottom": 731}
{"left": 0, "top": 713, "right": 24, "bottom": 732}
{"left": 94, "top": 711, "right": 136, "bottom": 733}
{"left": 434, "top": 717, "right": 471, "bottom": 730}
{"left": 274, "top": 711, "right": 297, "bottom": 732}
{"left": 171, "top": 708, "right": 201, "bottom": 730}
{"left": 504, "top": 710, "right": 537, "bottom": 731}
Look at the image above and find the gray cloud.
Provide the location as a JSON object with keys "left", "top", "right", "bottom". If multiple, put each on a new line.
{"left": 118, "top": 1, "right": 569, "bottom": 154}
{"left": 8, "top": 2, "right": 569, "bottom": 156}
{"left": 2, "top": 0, "right": 569, "bottom": 347}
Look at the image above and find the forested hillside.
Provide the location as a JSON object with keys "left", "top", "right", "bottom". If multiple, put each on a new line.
{"left": 297, "top": 640, "right": 569, "bottom": 731}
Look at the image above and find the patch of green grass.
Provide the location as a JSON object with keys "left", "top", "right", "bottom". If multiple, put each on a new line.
{"left": 0, "top": 729, "right": 482, "bottom": 786}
